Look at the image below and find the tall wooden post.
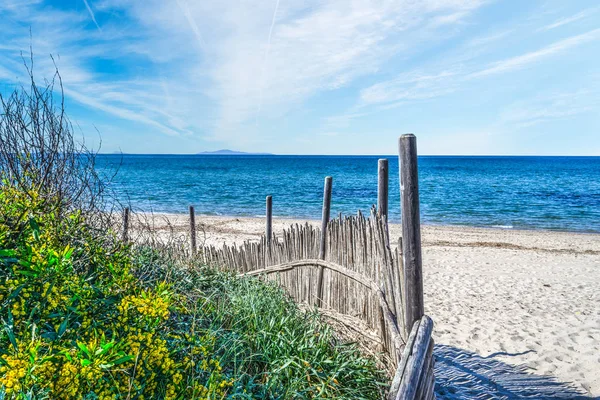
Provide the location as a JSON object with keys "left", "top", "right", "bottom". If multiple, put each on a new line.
{"left": 399, "top": 134, "right": 424, "bottom": 335}
{"left": 316, "top": 176, "right": 333, "bottom": 307}
{"left": 266, "top": 195, "right": 273, "bottom": 247}
{"left": 378, "top": 158, "right": 389, "bottom": 218}
{"left": 122, "top": 207, "right": 130, "bottom": 243}
{"left": 189, "top": 205, "right": 196, "bottom": 256}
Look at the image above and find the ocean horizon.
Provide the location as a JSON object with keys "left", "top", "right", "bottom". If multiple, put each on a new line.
{"left": 96, "top": 154, "right": 600, "bottom": 234}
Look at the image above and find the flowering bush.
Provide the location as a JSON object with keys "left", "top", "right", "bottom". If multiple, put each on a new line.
{"left": 0, "top": 184, "right": 386, "bottom": 399}
{"left": 0, "top": 186, "right": 234, "bottom": 399}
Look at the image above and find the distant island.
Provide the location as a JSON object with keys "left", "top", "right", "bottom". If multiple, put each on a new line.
{"left": 198, "top": 149, "right": 273, "bottom": 155}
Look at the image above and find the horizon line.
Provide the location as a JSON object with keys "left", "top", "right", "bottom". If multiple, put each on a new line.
{"left": 97, "top": 153, "right": 600, "bottom": 157}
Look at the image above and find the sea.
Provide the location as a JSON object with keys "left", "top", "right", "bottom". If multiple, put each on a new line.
{"left": 95, "top": 155, "right": 600, "bottom": 233}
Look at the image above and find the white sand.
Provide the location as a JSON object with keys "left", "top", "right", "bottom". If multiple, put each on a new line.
{"left": 135, "top": 213, "right": 600, "bottom": 398}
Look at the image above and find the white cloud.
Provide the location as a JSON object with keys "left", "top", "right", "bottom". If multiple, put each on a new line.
{"left": 109, "top": 0, "right": 488, "bottom": 141}
{"left": 0, "top": 0, "right": 489, "bottom": 145}
{"left": 174, "top": 0, "right": 206, "bottom": 50}
{"left": 3, "top": 0, "right": 598, "bottom": 154}
{"left": 0, "top": 0, "right": 205, "bottom": 140}
{"left": 538, "top": 7, "right": 599, "bottom": 31}
{"left": 353, "top": 28, "right": 600, "bottom": 110}
{"left": 360, "top": 71, "right": 459, "bottom": 105}
{"left": 83, "top": 0, "right": 101, "bottom": 31}
{"left": 64, "top": 88, "right": 182, "bottom": 136}
{"left": 464, "top": 29, "right": 513, "bottom": 48}
{"left": 470, "top": 28, "right": 600, "bottom": 78}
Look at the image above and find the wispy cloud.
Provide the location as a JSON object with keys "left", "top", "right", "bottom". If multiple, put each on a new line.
{"left": 0, "top": 0, "right": 203, "bottom": 140}
{"left": 471, "top": 28, "right": 600, "bottom": 78}
{"left": 175, "top": 0, "right": 205, "bottom": 50}
{"left": 355, "top": 28, "right": 600, "bottom": 109}
{"left": 64, "top": 87, "right": 182, "bottom": 136}
{"left": 465, "top": 29, "right": 512, "bottom": 47}
{"left": 82, "top": 0, "right": 101, "bottom": 31}
{"left": 0, "top": 0, "right": 489, "bottom": 144}
{"left": 538, "top": 7, "right": 599, "bottom": 31}
{"left": 164, "top": 0, "right": 488, "bottom": 140}
{"left": 1, "top": 0, "right": 599, "bottom": 154}
{"left": 360, "top": 71, "right": 459, "bottom": 105}
{"left": 255, "top": 0, "right": 281, "bottom": 124}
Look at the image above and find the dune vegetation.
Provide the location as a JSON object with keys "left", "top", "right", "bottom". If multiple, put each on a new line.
{"left": 0, "top": 66, "right": 386, "bottom": 399}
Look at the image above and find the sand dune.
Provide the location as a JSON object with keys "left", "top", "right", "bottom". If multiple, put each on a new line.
{"left": 135, "top": 213, "right": 600, "bottom": 398}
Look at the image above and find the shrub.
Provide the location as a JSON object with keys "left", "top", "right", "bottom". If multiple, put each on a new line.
{"left": 0, "top": 185, "right": 386, "bottom": 399}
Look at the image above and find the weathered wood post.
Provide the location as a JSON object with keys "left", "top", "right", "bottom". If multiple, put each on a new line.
{"left": 122, "top": 207, "right": 130, "bottom": 243}
{"left": 266, "top": 195, "right": 273, "bottom": 247}
{"left": 399, "top": 134, "right": 424, "bottom": 336}
{"left": 378, "top": 158, "right": 390, "bottom": 248}
{"left": 189, "top": 205, "right": 196, "bottom": 256}
{"left": 316, "top": 176, "right": 333, "bottom": 307}
{"left": 265, "top": 195, "right": 273, "bottom": 266}
{"left": 378, "top": 158, "right": 389, "bottom": 218}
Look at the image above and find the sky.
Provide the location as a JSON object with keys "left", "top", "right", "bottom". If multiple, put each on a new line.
{"left": 0, "top": 0, "right": 599, "bottom": 155}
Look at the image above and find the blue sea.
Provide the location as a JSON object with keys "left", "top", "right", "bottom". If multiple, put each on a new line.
{"left": 95, "top": 155, "right": 600, "bottom": 233}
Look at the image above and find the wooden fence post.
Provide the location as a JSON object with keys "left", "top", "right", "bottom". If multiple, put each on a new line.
{"left": 189, "top": 205, "right": 196, "bottom": 256}
{"left": 399, "top": 134, "right": 424, "bottom": 336}
{"left": 378, "top": 158, "right": 389, "bottom": 219}
{"left": 266, "top": 195, "right": 273, "bottom": 247}
{"left": 316, "top": 176, "right": 333, "bottom": 307}
{"left": 122, "top": 207, "right": 129, "bottom": 243}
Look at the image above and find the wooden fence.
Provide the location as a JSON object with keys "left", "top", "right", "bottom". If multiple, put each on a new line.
{"left": 203, "top": 207, "right": 406, "bottom": 366}
{"left": 122, "top": 134, "right": 436, "bottom": 399}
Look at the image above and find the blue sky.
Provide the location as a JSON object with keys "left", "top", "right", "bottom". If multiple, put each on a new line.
{"left": 1, "top": 0, "right": 599, "bottom": 155}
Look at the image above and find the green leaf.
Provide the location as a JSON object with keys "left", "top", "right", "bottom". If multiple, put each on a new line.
{"left": 95, "top": 342, "right": 114, "bottom": 356}
{"left": 111, "top": 355, "right": 134, "bottom": 366}
{"left": 6, "top": 285, "right": 24, "bottom": 302}
{"left": 41, "top": 332, "right": 57, "bottom": 341}
{"left": 0, "top": 249, "right": 15, "bottom": 257}
{"left": 81, "top": 359, "right": 92, "bottom": 367}
{"left": 58, "top": 316, "right": 68, "bottom": 337}
{"left": 29, "top": 218, "right": 40, "bottom": 241}
{"left": 0, "top": 249, "right": 17, "bottom": 266}
{"left": 77, "top": 342, "right": 91, "bottom": 358}
{"left": 5, "top": 309, "right": 18, "bottom": 351}
{"left": 29, "top": 348, "right": 36, "bottom": 364}
{"left": 0, "top": 257, "right": 18, "bottom": 266}
{"left": 15, "top": 270, "right": 37, "bottom": 277}
{"left": 17, "top": 259, "right": 31, "bottom": 268}
{"left": 63, "top": 246, "right": 73, "bottom": 260}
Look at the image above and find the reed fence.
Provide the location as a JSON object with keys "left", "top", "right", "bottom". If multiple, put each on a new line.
{"left": 122, "top": 134, "right": 435, "bottom": 399}
{"left": 203, "top": 207, "right": 406, "bottom": 366}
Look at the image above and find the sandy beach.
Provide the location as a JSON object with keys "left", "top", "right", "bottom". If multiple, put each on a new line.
{"left": 136, "top": 213, "right": 600, "bottom": 398}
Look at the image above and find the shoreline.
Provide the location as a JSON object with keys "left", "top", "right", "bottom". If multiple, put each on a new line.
{"left": 130, "top": 212, "right": 600, "bottom": 255}
{"left": 127, "top": 209, "right": 600, "bottom": 236}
